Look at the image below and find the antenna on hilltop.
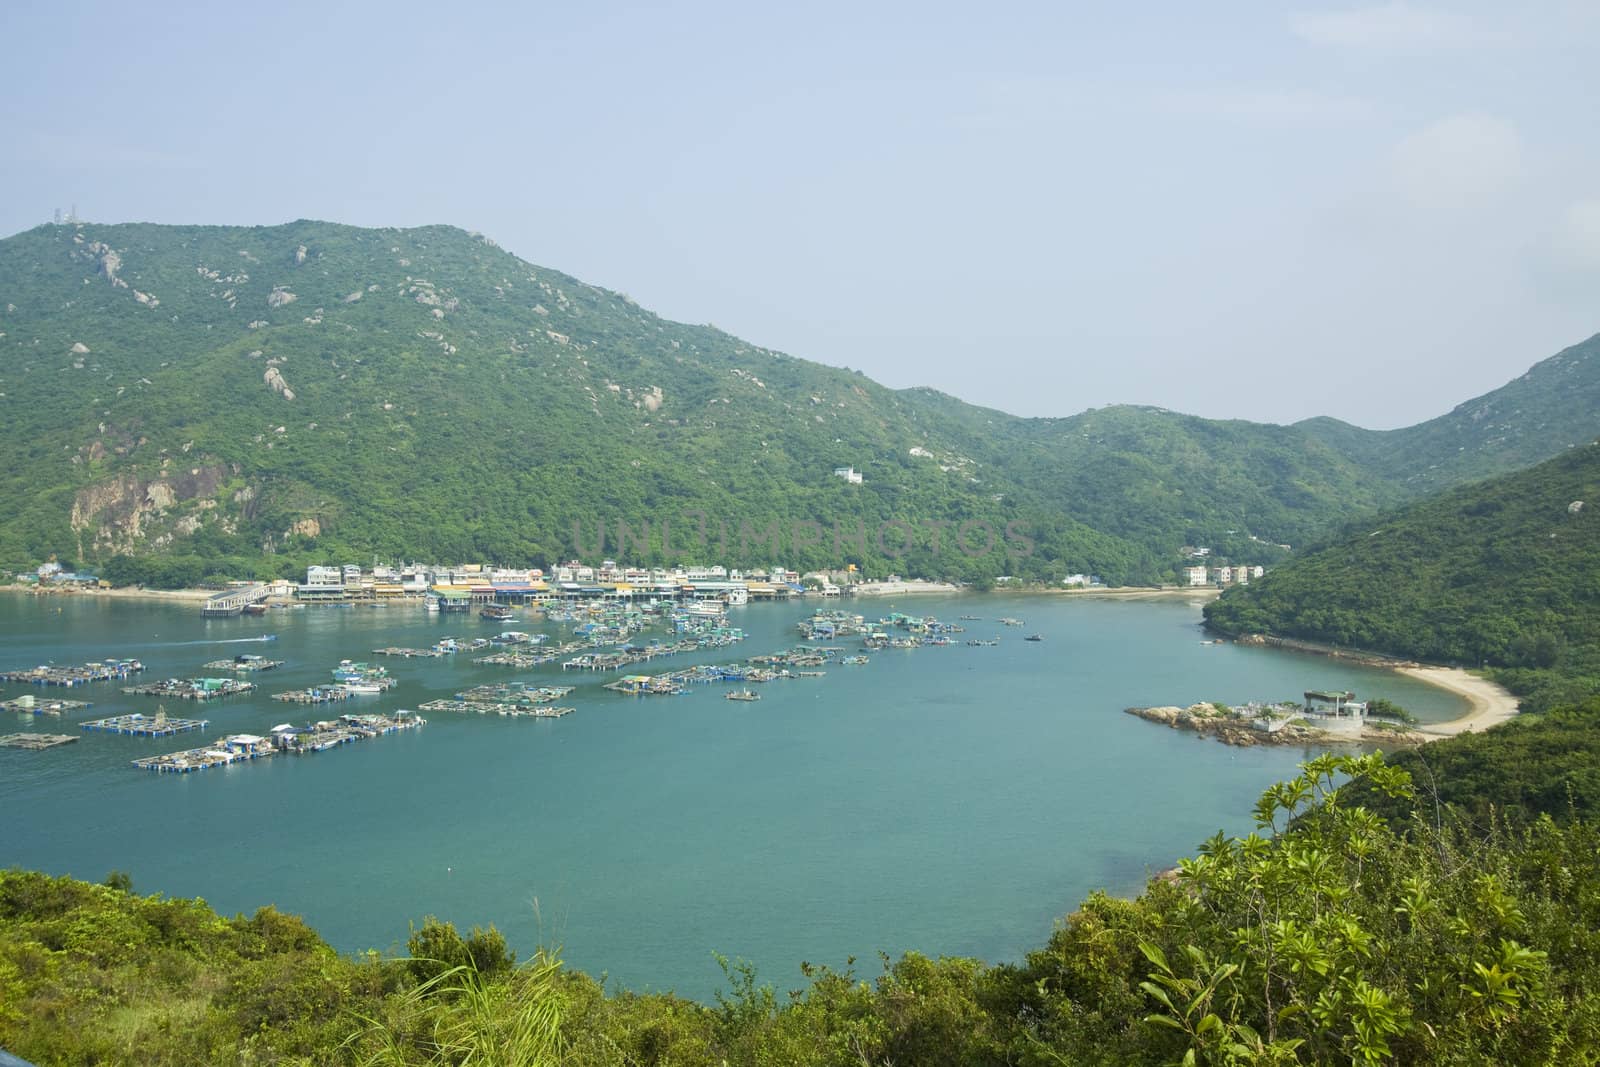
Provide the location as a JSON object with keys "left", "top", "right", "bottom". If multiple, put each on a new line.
{"left": 53, "top": 208, "right": 61, "bottom": 225}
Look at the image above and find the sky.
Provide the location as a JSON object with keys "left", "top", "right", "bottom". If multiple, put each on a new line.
{"left": 2, "top": 1, "right": 1597, "bottom": 428}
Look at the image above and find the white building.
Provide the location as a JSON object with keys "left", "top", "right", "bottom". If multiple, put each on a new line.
{"left": 1185, "top": 565, "right": 1209, "bottom": 587}
{"left": 306, "top": 565, "right": 343, "bottom": 587}
{"left": 833, "top": 466, "right": 863, "bottom": 484}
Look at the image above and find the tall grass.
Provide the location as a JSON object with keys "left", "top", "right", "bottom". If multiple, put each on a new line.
{"left": 345, "top": 949, "right": 565, "bottom": 1065}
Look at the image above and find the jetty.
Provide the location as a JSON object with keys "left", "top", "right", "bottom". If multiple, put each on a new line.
{"left": 371, "top": 647, "right": 448, "bottom": 658}
{"left": 201, "top": 655, "right": 283, "bottom": 672}
{"left": 2, "top": 696, "right": 92, "bottom": 714}
{"left": 199, "top": 584, "right": 271, "bottom": 617}
{"left": 83, "top": 710, "right": 208, "bottom": 737}
{"left": 0, "top": 733, "right": 79, "bottom": 750}
{"left": 0, "top": 659, "right": 144, "bottom": 687}
{"left": 123, "top": 678, "right": 256, "bottom": 701}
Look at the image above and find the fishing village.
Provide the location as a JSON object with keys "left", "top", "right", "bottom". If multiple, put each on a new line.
{"left": 1, "top": 573, "right": 1046, "bottom": 782}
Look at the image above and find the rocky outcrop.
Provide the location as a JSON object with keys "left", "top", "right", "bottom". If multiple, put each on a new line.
{"left": 88, "top": 242, "right": 127, "bottom": 288}
{"left": 264, "top": 366, "right": 295, "bottom": 401}
{"left": 69, "top": 463, "right": 228, "bottom": 555}
{"left": 286, "top": 517, "right": 321, "bottom": 539}
{"left": 267, "top": 287, "right": 297, "bottom": 308}
{"left": 1124, "top": 702, "right": 1420, "bottom": 748}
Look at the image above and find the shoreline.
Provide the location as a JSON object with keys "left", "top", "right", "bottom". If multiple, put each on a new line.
{"left": 2, "top": 585, "right": 212, "bottom": 603}
{"left": 1396, "top": 666, "right": 1520, "bottom": 737}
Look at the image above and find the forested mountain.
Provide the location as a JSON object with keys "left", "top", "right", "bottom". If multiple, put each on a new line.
{"left": 1205, "top": 442, "right": 1600, "bottom": 711}
{"left": 1, "top": 220, "right": 1597, "bottom": 584}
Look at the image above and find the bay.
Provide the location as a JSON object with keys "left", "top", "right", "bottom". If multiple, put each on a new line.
{"left": 0, "top": 592, "right": 1462, "bottom": 999}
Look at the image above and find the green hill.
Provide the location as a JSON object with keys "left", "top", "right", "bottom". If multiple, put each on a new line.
{"left": 1204, "top": 442, "right": 1600, "bottom": 710}
{"left": 1298, "top": 332, "right": 1600, "bottom": 491}
{"left": 2, "top": 219, "right": 1597, "bottom": 585}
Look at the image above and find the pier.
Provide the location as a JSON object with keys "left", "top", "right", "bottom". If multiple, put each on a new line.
{"left": 200, "top": 584, "right": 272, "bottom": 617}
{"left": 83, "top": 711, "right": 209, "bottom": 737}
{"left": 0, "top": 733, "right": 79, "bottom": 750}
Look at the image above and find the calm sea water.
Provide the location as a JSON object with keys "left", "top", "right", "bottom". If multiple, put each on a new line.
{"left": 0, "top": 592, "right": 1461, "bottom": 999}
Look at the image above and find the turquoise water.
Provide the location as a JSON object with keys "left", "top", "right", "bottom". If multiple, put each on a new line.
{"left": 0, "top": 593, "right": 1462, "bottom": 999}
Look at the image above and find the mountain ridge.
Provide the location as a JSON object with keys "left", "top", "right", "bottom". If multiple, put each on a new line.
{"left": 1, "top": 219, "right": 1597, "bottom": 584}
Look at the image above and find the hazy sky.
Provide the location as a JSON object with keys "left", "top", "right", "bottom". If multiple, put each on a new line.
{"left": 3, "top": 1, "right": 1596, "bottom": 428}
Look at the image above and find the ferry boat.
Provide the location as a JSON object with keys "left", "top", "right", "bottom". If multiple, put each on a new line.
{"left": 724, "top": 586, "right": 749, "bottom": 606}
{"left": 423, "top": 594, "right": 440, "bottom": 614}
{"left": 480, "top": 604, "right": 515, "bottom": 621}
{"left": 725, "top": 689, "right": 761, "bottom": 702}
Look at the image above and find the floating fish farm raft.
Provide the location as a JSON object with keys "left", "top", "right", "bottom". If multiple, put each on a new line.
{"left": 200, "top": 655, "right": 284, "bottom": 672}
{"left": 0, "top": 659, "right": 144, "bottom": 687}
{"left": 133, "top": 713, "right": 424, "bottom": 773}
{"left": 418, "top": 699, "right": 575, "bottom": 718}
{"left": 123, "top": 678, "right": 256, "bottom": 701}
{"left": 1, "top": 696, "right": 92, "bottom": 714}
{"left": 83, "top": 711, "right": 209, "bottom": 737}
{"left": 272, "top": 686, "right": 357, "bottom": 705}
{"left": 0, "top": 733, "right": 78, "bottom": 750}
{"left": 475, "top": 650, "right": 560, "bottom": 668}
{"left": 453, "top": 683, "right": 575, "bottom": 706}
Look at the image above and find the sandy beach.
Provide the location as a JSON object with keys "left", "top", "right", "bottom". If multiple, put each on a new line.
{"left": 1398, "top": 666, "right": 1520, "bottom": 737}
{"left": 2, "top": 584, "right": 212, "bottom": 603}
{"left": 1059, "top": 586, "right": 1221, "bottom": 601}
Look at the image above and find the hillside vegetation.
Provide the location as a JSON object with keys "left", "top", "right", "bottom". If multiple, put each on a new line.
{"left": 8, "top": 744, "right": 1600, "bottom": 1064}
{"left": 1299, "top": 332, "right": 1600, "bottom": 492}
{"left": 1205, "top": 442, "right": 1600, "bottom": 711}
{"left": 4, "top": 220, "right": 1597, "bottom": 585}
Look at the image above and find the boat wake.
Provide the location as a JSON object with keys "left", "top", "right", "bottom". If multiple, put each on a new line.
{"left": 138, "top": 635, "right": 279, "bottom": 647}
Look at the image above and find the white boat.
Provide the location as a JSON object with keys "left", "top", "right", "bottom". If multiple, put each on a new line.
{"left": 724, "top": 586, "right": 749, "bottom": 606}
{"left": 423, "top": 595, "right": 440, "bottom": 613}
{"left": 341, "top": 681, "right": 384, "bottom": 694}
